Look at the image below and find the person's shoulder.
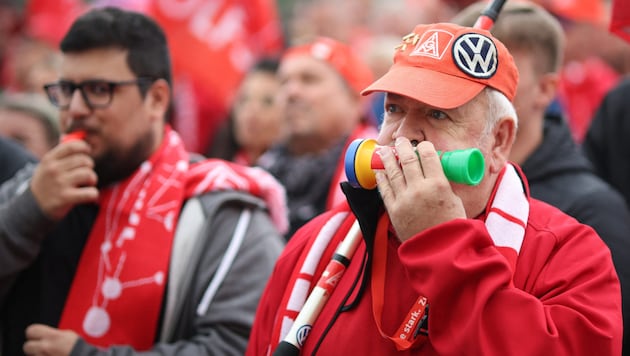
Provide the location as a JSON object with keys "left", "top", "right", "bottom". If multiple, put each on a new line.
{"left": 0, "top": 137, "right": 37, "bottom": 184}
{"left": 610, "top": 77, "right": 630, "bottom": 96}
{"left": 598, "top": 77, "right": 630, "bottom": 113}
{"left": 526, "top": 197, "right": 604, "bottom": 245}
{"left": 568, "top": 172, "right": 626, "bottom": 201}
{"left": 191, "top": 189, "right": 267, "bottom": 214}
{"left": 543, "top": 168, "right": 629, "bottom": 217}
{"left": 552, "top": 169, "right": 622, "bottom": 202}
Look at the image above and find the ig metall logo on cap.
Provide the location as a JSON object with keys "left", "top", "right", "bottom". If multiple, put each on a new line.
{"left": 452, "top": 33, "right": 498, "bottom": 79}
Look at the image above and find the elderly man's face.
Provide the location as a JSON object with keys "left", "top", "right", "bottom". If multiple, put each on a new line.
{"left": 377, "top": 91, "right": 500, "bottom": 217}
{"left": 377, "top": 92, "right": 489, "bottom": 153}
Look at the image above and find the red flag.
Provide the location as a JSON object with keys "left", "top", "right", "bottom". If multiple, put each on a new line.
{"left": 610, "top": 0, "right": 630, "bottom": 44}
{"left": 148, "top": 0, "right": 284, "bottom": 153}
{"left": 531, "top": 0, "right": 606, "bottom": 26}
{"left": 24, "top": 0, "right": 88, "bottom": 47}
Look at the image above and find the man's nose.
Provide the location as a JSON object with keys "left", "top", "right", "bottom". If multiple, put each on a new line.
{"left": 392, "top": 117, "right": 424, "bottom": 144}
{"left": 67, "top": 88, "right": 91, "bottom": 113}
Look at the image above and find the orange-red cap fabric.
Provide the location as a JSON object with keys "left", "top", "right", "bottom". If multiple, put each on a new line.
{"left": 283, "top": 37, "right": 374, "bottom": 95}
{"left": 362, "top": 22, "right": 519, "bottom": 109}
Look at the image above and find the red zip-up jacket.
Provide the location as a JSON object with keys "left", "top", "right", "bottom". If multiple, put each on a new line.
{"left": 248, "top": 176, "right": 622, "bottom": 355}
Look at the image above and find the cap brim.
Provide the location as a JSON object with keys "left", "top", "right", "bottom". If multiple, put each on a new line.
{"left": 361, "top": 65, "right": 485, "bottom": 109}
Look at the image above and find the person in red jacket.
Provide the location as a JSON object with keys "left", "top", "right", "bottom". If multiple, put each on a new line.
{"left": 247, "top": 22, "right": 622, "bottom": 355}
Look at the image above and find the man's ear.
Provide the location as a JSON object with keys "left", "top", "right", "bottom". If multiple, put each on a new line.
{"left": 145, "top": 78, "right": 170, "bottom": 122}
{"left": 487, "top": 116, "right": 517, "bottom": 174}
{"left": 535, "top": 72, "right": 559, "bottom": 110}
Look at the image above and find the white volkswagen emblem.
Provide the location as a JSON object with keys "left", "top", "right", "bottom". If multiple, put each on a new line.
{"left": 452, "top": 33, "right": 498, "bottom": 79}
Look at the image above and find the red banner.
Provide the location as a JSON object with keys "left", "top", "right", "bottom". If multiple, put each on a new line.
{"left": 24, "top": 0, "right": 88, "bottom": 46}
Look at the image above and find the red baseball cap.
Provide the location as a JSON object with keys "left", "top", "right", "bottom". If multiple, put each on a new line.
{"left": 362, "top": 22, "right": 518, "bottom": 109}
{"left": 283, "top": 37, "right": 374, "bottom": 95}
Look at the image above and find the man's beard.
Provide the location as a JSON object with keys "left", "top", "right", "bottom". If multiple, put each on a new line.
{"left": 93, "top": 131, "right": 155, "bottom": 189}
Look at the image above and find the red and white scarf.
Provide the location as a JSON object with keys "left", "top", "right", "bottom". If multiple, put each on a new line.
{"left": 59, "top": 127, "right": 287, "bottom": 350}
{"left": 272, "top": 164, "right": 529, "bottom": 348}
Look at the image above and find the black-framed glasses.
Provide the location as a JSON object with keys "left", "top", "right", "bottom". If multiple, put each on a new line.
{"left": 43, "top": 78, "right": 154, "bottom": 110}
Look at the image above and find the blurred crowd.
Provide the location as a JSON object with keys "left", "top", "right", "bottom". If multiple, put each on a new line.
{"left": 1, "top": 0, "right": 630, "bottom": 354}
{"left": 1, "top": 0, "right": 629, "bottom": 160}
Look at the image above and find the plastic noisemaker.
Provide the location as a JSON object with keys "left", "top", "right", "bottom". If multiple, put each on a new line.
{"left": 344, "top": 138, "right": 485, "bottom": 189}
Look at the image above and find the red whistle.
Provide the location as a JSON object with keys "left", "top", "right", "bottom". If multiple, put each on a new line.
{"left": 61, "top": 130, "right": 86, "bottom": 143}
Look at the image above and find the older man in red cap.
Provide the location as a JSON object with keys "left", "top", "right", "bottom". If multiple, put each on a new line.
{"left": 257, "top": 37, "right": 377, "bottom": 239}
{"left": 247, "top": 22, "right": 622, "bottom": 355}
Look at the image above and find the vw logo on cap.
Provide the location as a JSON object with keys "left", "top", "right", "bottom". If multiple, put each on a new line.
{"left": 452, "top": 33, "right": 498, "bottom": 79}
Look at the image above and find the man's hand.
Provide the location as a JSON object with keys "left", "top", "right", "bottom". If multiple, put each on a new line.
{"left": 23, "top": 324, "right": 79, "bottom": 356}
{"left": 30, "top": 138, "right": 99, "bottom": 220}
{"left": 376, "top": 138, "right": 466, "bottom": 242}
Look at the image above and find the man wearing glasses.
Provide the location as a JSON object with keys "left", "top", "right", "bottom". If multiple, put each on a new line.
{"left": 0, "top": 6, "right": 286, "bottom": 356}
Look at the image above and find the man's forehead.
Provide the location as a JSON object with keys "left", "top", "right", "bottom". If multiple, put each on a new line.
{"left": 384, "top": 92, "right": 446, "bottom": 109}
{"left": 59, "top": 48, "right": 131, "bottom": 78}
{"left": 279, "top": 55, "right": 341, "bottom": 78}
{"left": 384, "top": 91, "right": 481, "bottom": 116}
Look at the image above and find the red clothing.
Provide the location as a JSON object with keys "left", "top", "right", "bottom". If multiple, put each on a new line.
{"left": 248, "top": 174, "right": 622, "bottom": 355}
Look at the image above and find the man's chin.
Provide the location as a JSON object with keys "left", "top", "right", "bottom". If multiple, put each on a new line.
{"left": 94, "top": 156, "right": 138, "bottom": 189}
{"left": 92, "top": 132, "right": 155, "bottom": 188}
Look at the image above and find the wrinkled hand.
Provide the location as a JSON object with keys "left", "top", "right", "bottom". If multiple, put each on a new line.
{"left": 30, "top": 139, "right": 99, "bottom": 220}
{"left": 376, "top": 138, "right": 466, "bottom": 242}
{"left": 23, "top": 324, "right": 79, "bottom": 356}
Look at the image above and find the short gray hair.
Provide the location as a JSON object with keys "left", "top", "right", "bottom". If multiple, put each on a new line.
{"left": 485, "top": 87, "right": 517, "bottom": 135}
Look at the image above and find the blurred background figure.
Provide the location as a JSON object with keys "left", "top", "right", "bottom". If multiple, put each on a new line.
{"left": 0, "top": 92, "right": 60, "bottom": 158}
{"left": 583, "top": 77, "right": 630, "bottom": 209}
{"left": 0, "top": 135, "right": 37, "bottom": 183}
{"left": 580, "top": 0, "right": 630, "bottom": 209}
{"left": 257, "top": 37, "right": 377, "bottom": 239}
{"left": 3, "top": 0, "right": 628, "bottom": 169}
{"left": 6, "top": 37, "right": 61, "bottom": 94}
{"left": 0, "top": 0, "right": 26, "bottom": 92}
{"left": 207, "top": 57, "right": 286, "bottom": 165}
{"left": 358, "top": 34, "right": 402, "bottom": 128}
{"left": 529, "top": 0, "right": 630, "bottom": 143}
{"left": 0, "top": 0, "right": 75, "bottom": 94}
{"left": 1, "top": 0, "right": 285, "bottom": 155}
{"left": 147, "top": 0, "right": 284, "bottom": 154}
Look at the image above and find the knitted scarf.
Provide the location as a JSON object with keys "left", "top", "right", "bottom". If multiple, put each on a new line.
{"left": 58, "top": 127, "right": 287, "bottom": 350}
{"left": 272, "top": 164, "right": 529, "bottom": 349}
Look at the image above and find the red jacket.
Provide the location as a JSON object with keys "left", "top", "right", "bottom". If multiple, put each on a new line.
{"left": 248, "top": 175, "right": 622, "bottom": 355}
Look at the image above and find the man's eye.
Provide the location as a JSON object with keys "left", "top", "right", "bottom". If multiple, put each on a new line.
{"left": 429, "top": 109, "right": 448, "bottom": 120}
{"left": 261, "top": 95, "right": 275, "bottom": 107}
{"left": 385, "top": 104, "right": 401, "bottom": 114}
{"left": 59, "top": 83, "right": 75, "bottom": 96}
{"left": 85, "top": 82, "right": 111, "bottom": 96}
